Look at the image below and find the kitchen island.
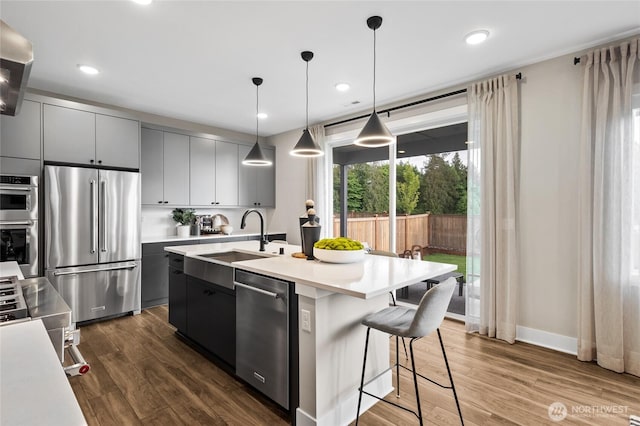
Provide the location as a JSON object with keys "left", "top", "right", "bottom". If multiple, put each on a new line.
{"left": 165, "top": 240, "right": 455, "bottom": 426}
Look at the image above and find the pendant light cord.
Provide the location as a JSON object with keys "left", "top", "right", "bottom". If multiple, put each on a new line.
{"left": 255, "top": 83, "right": 259, "bottom": 142}
{"left": 305, "top": 59, "right": 311, "bottom": 130}
{"left": 373, "top": 27, "right": 376, "bottom": 110}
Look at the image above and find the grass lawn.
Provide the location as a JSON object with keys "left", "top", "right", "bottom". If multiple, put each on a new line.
{"left": 423, "top": 253, "right": 466, "bottom": 281}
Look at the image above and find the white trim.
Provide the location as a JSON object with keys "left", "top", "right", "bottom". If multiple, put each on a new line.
{"left": 295, "top": 372, "right": 392, "bottom": 426}
{"left": 515, "top": 325, "right": 577, "bottom": 355}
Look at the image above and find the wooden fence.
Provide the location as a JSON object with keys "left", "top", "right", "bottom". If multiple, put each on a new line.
{"left": 332, "top": 213, "right": 466, "bottom": 255}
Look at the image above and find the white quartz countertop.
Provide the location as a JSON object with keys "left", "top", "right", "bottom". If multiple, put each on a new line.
{"left": 142, "top": 230, "right": 285, "bottom": 244}
{"left": 0, "top": 320, "right": 86, "bottom": 426}
{"left": 165, "top": 241, "right": 456, "bottom": 299}
{"left": 0, "top": 261, "right": 24, "bottom": 280}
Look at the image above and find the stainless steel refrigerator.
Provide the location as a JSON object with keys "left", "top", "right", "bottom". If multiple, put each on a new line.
{"left": 44, "top": 165, "right": 141, "bottom": 324}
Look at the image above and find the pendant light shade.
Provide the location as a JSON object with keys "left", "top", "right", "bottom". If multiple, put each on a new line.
{"left": 291, "top": 50, "right": 323, "bottom": 157}
{"left": 243, "top": 77, "right": 272, "bottom": 166}
{"left": 354, "top": 16, "right": 394, "bottom": 148}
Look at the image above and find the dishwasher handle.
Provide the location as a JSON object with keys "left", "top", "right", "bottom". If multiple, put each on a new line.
{"left": 234, "top": 281, "right": 280, "bottom": 299}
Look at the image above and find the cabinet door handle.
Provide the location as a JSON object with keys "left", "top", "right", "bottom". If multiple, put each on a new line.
{"left": 164, "top": 201, "right": 168, "bottom": 204}
{"left": 158, "top": 201, "right": 163, "bottom": 204}
{"left": 171, "top": 270, "right": 182, "bottom": 275}
{"left": 98, "top": 160, "right": 102, "bottom": 164}
{"left": 211, "top": 202, "right": 215, "bottom": 205}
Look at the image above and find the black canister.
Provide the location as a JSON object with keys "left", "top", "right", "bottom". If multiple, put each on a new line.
{"left": 302, "top": 212, "right": 321, "bottom": 260}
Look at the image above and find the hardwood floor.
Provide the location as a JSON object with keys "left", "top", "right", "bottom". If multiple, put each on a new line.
{"left": 69, "top": 306, "right": 640, "bottom": 425}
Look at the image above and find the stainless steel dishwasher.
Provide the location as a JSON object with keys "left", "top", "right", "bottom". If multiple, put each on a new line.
{"left": 234, "top": 269, "right": 291, "bottom": 410}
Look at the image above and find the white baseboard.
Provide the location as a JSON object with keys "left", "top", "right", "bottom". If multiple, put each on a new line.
{"left": 516, "top": 325, "right": 577, "bottom": 355}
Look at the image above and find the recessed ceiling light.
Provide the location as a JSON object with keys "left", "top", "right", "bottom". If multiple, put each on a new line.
{"left": 335, "top": 83, "right": 350, "bottom": 92}
{"left": 257, "top": 112, "right": 268, "bottom": 119}
{"left": 77, "top": 64, "right": 99, "bottom": 75}
{"left": 465, "top": 30, "right": 489, "bottom": 45}
{"left": 131, "top": 0, "right": 152, "bottom": 5}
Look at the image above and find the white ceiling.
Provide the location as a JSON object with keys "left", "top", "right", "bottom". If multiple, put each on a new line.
{"left": 1, "top": 1, "right": 639, "bottom": 137}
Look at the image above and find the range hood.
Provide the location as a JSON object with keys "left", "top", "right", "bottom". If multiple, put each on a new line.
{"left": 1, "top": 20, "right": 33, "bottom": 116}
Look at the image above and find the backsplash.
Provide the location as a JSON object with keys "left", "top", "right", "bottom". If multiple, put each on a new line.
{"left": 141, "top": 207, "right": 266, "bottom": 238}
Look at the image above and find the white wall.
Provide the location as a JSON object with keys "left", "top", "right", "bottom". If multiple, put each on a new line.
{"left": 517, "top": 52, "right": 583, "bottom": 339}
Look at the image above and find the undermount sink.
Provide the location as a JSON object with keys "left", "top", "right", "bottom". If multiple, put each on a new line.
{"left": 197, "top": 250, "right": 269, "bottom": 263}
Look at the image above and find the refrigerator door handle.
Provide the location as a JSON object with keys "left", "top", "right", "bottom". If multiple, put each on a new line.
{"left": 100, "top": 180, "right": 107, "bottom": 253}
{"left": 90, "top": 179, "right": 97, "bottom": 254}
{"left": 52, "top": 262, "right": 138, "bottom": 276}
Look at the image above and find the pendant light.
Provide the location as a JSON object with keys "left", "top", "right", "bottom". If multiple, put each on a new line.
{"left": 290, "top": 51, "right": 323, "bottom": 157}
{"left": 354, "top": 16, "right": 394, "bottom": 148}
{"left": 242, "top": 77, "right": 272, "bottom": 166}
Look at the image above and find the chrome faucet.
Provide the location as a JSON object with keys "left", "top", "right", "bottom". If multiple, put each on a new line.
{"left": 240, "top": 209, "right": 268, "bottom": 252}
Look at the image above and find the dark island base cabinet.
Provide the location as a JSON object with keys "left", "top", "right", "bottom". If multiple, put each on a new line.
{"left": 168, "top": 253, "right": 186, "bottom": 333}
{"left": 185, "top": 276, "right": 236, "bottom": 368}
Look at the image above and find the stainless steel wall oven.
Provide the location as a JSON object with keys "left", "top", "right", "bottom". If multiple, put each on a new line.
{"left": 0, "top": 175, "right": 39, "bottom": 277}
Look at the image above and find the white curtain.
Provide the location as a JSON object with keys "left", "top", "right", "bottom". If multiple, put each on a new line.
{"left": 308, "top": 124, "right": 329, "bottom": 237}
{"left": 577, "top": 38, "right": 640, "bottom": 376}
{"left": 466, "top": 74, "right": 520, "bottom": 343}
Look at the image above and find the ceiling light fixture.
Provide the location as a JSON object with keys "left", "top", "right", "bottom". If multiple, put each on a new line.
{"left": 291, "top": 51, "right": 323, "bottom": 158}
{"left": 465, "top": 30, "right": 489, "bottom": 45}
{"left": 335, "top": 82, "right": 350, "bottom": 92}
{"left": 242, "top": 77, "right": 272, "bottom": 166}
{"left": 257, "top": 112, "right": 268, "bottom": 119}
{"left": 131, "top": 0, "right": 152, "bottom": 5}
{"left": 354, "top": 16, "right": 394, "bottom": 148}
{"left": 77, "top": 64, "right": 99, "bottom": 75}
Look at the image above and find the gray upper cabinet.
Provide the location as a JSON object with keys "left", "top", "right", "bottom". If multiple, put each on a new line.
{"left": 163, "top": 132, "right": 190, "bottom": 206}
{"left": 1, "top": 99, "right": 41, "bottom": 160}
{"left": 189, "top": 136, "right": 216, "bottom": 206}
{"left": 238, "top": 145, "right": 275, "bottom": 207}
{"left": 43, "top": 104, "right": 95, "bottom": 165}
{"left": 141, "top": 128, "right": 164, "bottom": 205}
{"left": 215, "top": 141, "right": 238, "bottom": 206}
{"left": 190, "top": 138, "right": 238, "bottom": 207}
{"left": 141, "top": 128, "right": 189, "bottom": 206}
{"left": 96, "top": 114, "right": 139, "bottom": 169}
{"left": 43, "top": 103, "right": 140, "bottom": 169}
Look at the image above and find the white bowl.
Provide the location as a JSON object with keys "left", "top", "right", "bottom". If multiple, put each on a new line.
{"left": 220, "top": 224, "right": 233, "bottom": 235}
{"left": 313, "top": 248, "right": 365, "bottom": 264}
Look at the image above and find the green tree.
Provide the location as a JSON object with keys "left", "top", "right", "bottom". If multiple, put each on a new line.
{"left": 396, "top": 162, "right": 420, "bottom": 214}
{"left": 419, "top": 154, "right": 459, "bottom": 214}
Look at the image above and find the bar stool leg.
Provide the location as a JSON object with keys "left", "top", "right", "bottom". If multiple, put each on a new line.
{"left": 355, "top": 327, "right": 371, "bottom": 426}
{"left": 396, "top": 335, "right": 400, "bottom": 397}
{"left": 437, "top": 329, "right": 464, "bottom": 425}
{"left": 409, "top": 338, "right": 423, "bottom": 426}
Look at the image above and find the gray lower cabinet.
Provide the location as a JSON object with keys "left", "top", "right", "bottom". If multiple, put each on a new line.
{"left": 141, "top": 128, "right": 189, "bottom": 205}
{"left": 238, "top": 145, "right": 275, "bottom": 207}
{"left": 43, "top": 103, "right": 140, "bottom": 168}
{"left": 1, "top": 99, "right": 41, "bottom": 159}
{"left": 142, "top": 241, "right": 192, "bottom": 309}
{"left": 186, "top": 276, "right": 235, "bottom": 367}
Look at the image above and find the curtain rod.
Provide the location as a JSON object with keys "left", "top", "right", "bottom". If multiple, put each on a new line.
{"left": 324, "top": 72, "right": 522, "bottom": 129}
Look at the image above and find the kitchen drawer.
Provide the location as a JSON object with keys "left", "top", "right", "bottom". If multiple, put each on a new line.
{"left": 168, "top": 253, "right": 185, "bottom": 272}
